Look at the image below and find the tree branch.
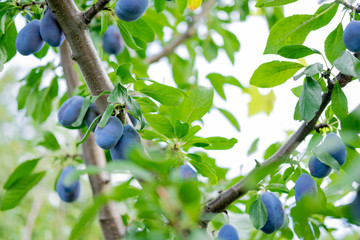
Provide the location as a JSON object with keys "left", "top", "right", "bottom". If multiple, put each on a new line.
{"left": 60, "top": 39, "right": 126, "bottom": 240}
{"left": 337, "top": 0, "right": 360, "bottom": 13}
{"left": 83, "top": 0, "right": 111, "bottom": 24}
{"left": 200, "top": 70, "right": 354, "bottom": 228}
{"left": 145, "top": 0, "right": 216, "bottom": 64}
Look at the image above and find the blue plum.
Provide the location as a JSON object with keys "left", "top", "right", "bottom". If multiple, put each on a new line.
{"left": 115, "top": 0, "right": 149, "bottom": 22}
{"left": 84, "top": 103, "right": 100, "bottom": 131}
{"left": 56, "top": 166, "right": 80, "bottom": 203}
{"left": 178, "top": 164, "right": 197, "bottom": 180}
{"left": 40, "top": 9, "right": 65, "bottom": 47}
{"left": 343, "top": 21, "right": 360, "bottom": 53}
{"left": 218, "top": 224, "right": 239, "bottom": 240}
{"left": 294, "top": 173, "right": 317, "bottom": 202}
{"left": 110, "top": 125, "right": 142, "bottom": 160}
{"left": 102, "top": 25, "right": 124, "bottom": 55}
{"left": 94, "top": 116, "right": 124, "bottom": 149}
{"left": 350, "top": 190, "right": 360, "bottom": 220}
{"left": 309, "top": 133, "right": 347, "bottom": 178}
{"left": 15, "top": 19, "right": 45, "bottom": 56}
{"left": 260, "top": 192, "right": 285, "bottom": 234}
{"left": 58, "top": 96, "right": 84, "bottom": 127}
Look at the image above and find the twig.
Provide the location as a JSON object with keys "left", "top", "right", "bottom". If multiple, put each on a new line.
{"left": 199, "top": 66, "right": 354, "bottom": 228}
{"left": 337, "top": 0, "right": 360, "bottom": 13}
{"left": 59, "top": 40, "right": 126, "bottom": 240}
{"left": 24, "top": 184, "right": 43, "bottom": 240}
{"left": 16, "top": 1, "right": 47, "bottom": 10}
{"left": 146, "top": 0, "right": 216, "bottom": 64}
{"left": 83, "top": 0, "right": 111, "bottom": 24}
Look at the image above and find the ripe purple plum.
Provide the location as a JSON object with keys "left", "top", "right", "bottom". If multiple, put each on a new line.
{"left": 15, "top": 19, "right": 45, "bottom": 55}
{"left": 260, "top": 192, "right": 285, "bottom": 234}
{"left": 102, "top": 25, "right": 124, "bottom": 55}
{"left": 56, "top": 166, "right": 80, "bottom": 203}
{"left": 295, "top": 173, "right": 317, "bottom": 202}
{"left": 218, "top": 224, "right": 239, "bottom": 240}
{"left": 40, "top": 9, "right": 65, "bottom": 47}
{"left": 58, "top": 96, "right": 84, "bottom": 128}
{"left": 110, "top": 125, "right": 142, "bottom": 160}
{"left": 115, "top": 0, "right": 149, "bottom": 22}
{"left": 343, "top": 21, "right": 360, "bottom": 53}
{"left": 94, "top": 116, "right": 124, "bottom": 149}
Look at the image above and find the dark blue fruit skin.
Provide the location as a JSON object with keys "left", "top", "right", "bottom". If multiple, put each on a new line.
{"left": 102, "top": 25, "right": 124, "bottom": 55}
{"left": 309, "top": 133, "right": 347, "bottom": 178}
{"left": 40, "top": 9, "right": 65, "bottom": 47}
{"left": 350, "top": 190, "right": 360, "bottom": 220}
{"left": 94, "top": 116, "right": 124, "bottom": 149}
{"left": 343, "top": 21, "right": 360, "bottom": 53}
{"left": 84, "top": 103, "right": 100, "bottom": 131}
{"left": 261, "top": 192, "right": 285, "bottom": 234}
{"left": 218, "top": 224, "right": 239, "bottom": 240}
{"left": 56, "top": 166, "right": 80, "bottom": 203}
{"left": 295, "top": 173, "right": 317, "bottom": 202}
{"left": 178, "top": 164, "right": 197, "bottom": 180}
{"left": 110, "top": 125, "right": 141, "bottom": 160}
{"left": 115, "top": 0, "right": 149, "bottom": 22}
{"left": 58, "top": 96, "right": 84, "bottom": 127}
{"left": 15, "top": 19, "right": 45, "bottom": 56}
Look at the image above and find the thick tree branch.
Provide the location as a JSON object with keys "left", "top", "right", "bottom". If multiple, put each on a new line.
{"left": 146, "top": 0, "right": 216, "bottom": 64}
{"left": 83, "top": 0, "right": 111, "bottom": 24}
{"left": 60, "top": 36, "right": 126, "bottom": 240}
{"left": 200, "top": 71, "right": 354, "bottom": 228}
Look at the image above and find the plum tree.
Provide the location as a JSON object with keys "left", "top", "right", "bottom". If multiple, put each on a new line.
{"left": 343, "top": 21, "right": 360, "bottom": 53}
{"left": 15, "top": 19, "right": 44, "bottom": 55}
{"left": 102, "top": 25, "right": 124, "bottom": 55}
{"left": 84, "top": 103, "right": 100, "bottom": 131}
{"left": 110, "top": 125, "right": 141, "bottom": 160}
{"left": 56, "top": 166, "right": 81, "bottom": 203}
{"left": 94, "top": 116, "right": 124, "bottom": 149}
{"left": 260, "top": 192, "right": 285, "bottom": 234}
{"left": 217, "top": 224, "right": 239, "bottom": 240}
{"left": 40, "top": 8, "right": 65, "bottom": 47}
{"left": 309, "top": 133, "right": 347, "bottom": 178}
{"left": 115, "top": 0, "right": 149, "bottom": 22}
{"left": 178, "top": 164, "right": 197, "bottom": 180}
{"left": 294, "top": 173, "right": 317, "bottom": 202}
{"left": 58, "top": 96, "right": 84, "bottom": 127}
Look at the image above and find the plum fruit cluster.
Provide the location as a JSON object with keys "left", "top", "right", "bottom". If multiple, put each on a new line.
{"left": 58, "top": 96, "right": 142, "bottom": 161}
{"left": 217, "top": 224, "right": 239, "bottom": 240}
{"left": 343, "top": 21, "right": 360, "bottom": 53}
{"left": 115, "top": 0, "right": 149, "bottom": 22}
{"left": 16, "top": 8, "right": 64, "bottom": 55}
{"left": 56, "top": 166, "right": 81, "bottom": 202}
{"left": 308, "top": 133, "right": 347, "bottom": 178}
{"left": 102, "top": 25, "right": 124, "bottom": 55}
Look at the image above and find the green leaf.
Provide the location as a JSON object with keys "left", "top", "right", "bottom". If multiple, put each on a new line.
{"left": 331, "top": 81, "right": 348, "bottom": 120}
{"left": 169, "top": 54, "right": 193, "bottom": 89}
{"left": 204, "top": 137, "right": 238, "bottom": 150}
{"left": 1, "top": 172, "right": 45, "bottom": 211}
{"left": 250, "top": 61, "right": 304, "bottom": 88}
{"left": 334, "top": 51, "right": 360, "bottom": 79}
{"left": 187, "top": 154, "right": 218, "bottom": 185}
{"left": 255, "top": 0, "right": 297, "bottom": 7}
{"left": 37, "top": 131, "right": 60, "bottom": 151}
{"left": 249, "top": 196, "right": 268, "bottom": 229}
{"left": 220, "top": 29, "right": 241, "bottom": 64}
{"left": 139, "top": 82, "right": 184, "bottom": 106}
{"left": 293, "top": 63, "right": 323, "bottom": 80}
{"left": 266, "top": 183, "right": 290, "bottom": 193}
{"left": 181, "top": 86, "right": 214, "bottom": 123}
{"left": 116, "top": 63, "right": 136, "bottom": 84}
{"left": 137, "top": 97, "right": 158, "bottom": 113}
{"left": 244, "top": 87, "right": 276, "bottom": 116}
{"left": 76, "top": 114, "right": 103, "bottom": 147}
{"left": 144, "top": 114, "right": 175, "bottom": 138}
{"left": 154, "top": 0, "right": 166, "bottom": 13}
{"left": 217, "top": 108, "right": 240, "bottom": 132}
{"left": 264, "top": 142, "right": 281, "bottom": 159}
{"left": 108, "top": 83, "right": 128, "bottom": 103}
{"left": 206, "top": 73, "right": 243, "bottom": 100}
{"left": 98, "top": 104, "right": 114, "bottom": 128}
{"left": 312, "top": 146, "right": 340, "bottom": 174}
{"left": 109, "top": 182, "right": 141, "bottom": 201}
{"left": 177, "top": 0, "right": 188, "bottom": 14}
{"left": 117, "top": 22, "right": 142, "bottom": 50}
{"left": 72, "top": 97, "right": 91, "bottom": 127}
{"left": 277, "top": 45, "right": 320, "bottom": 59}
{"left": 3, "top": 158, "right": 41, "bottom": 190}
{"left": 121, "top": 19, "right": 155, "bottom": 43}
{"left": 0, "top": 19, "right": 16, "bottom": 63}
{"left": 264, "top": 3, "right": 338, "bottom": 54}
{"left": 70, "top": 196, "right": 107, "bottom": 240}
{"left": 175, "top": 120, "right": 189, "bottom": 139}
{"left": 33, "top": 43, "right": 49, "bottom": 59}
{"left": 248, "top": 138, "right": 259, "bottom": 156}
{"left": 291, "top": 85, "right": 303, "bottom": 98}
{"left": 325, "top": 23, "right": 346, "bottom": 64}
{"left": 299, "top": 77, "right": 322, "bottom": 122}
